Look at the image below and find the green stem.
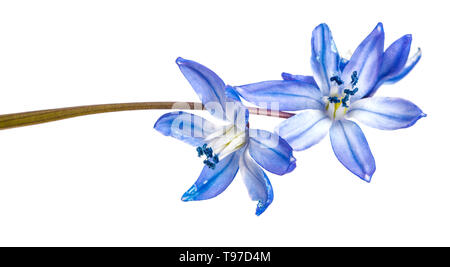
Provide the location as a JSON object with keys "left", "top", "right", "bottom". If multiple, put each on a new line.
{"left": 0, "top": 102, "right": 294, "bottom": 130}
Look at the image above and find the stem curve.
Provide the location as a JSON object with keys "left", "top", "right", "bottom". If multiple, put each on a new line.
{"left": 0, "top": 102, "right": 294, "bottom": 130}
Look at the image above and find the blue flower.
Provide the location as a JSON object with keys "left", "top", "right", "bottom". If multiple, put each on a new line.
{"left": 154, "top": 58, "right": 296, "bottom": 215}
{"left": 235, "top": 23, "right": 425, "bottom": 182}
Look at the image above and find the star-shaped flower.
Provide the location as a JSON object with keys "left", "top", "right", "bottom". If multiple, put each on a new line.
{"left": 235, "top": 23, "right": 425, "bottom": 182}
{"left": 154, "top": 58, "right": 296, "bottom": 215}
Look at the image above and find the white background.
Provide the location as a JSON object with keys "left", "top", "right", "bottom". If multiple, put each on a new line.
{"left": 0, "top": 0, "right": 447, "bottom": 246}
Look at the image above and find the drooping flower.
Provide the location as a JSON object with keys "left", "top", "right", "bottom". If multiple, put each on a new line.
{"left": 154, "top": 58, "right": 296, "bottom": 215}
{"left": 235, "top": 23, "right": 425, "bottom": 182}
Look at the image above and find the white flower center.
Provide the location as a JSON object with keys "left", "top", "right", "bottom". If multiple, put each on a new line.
{"left": 196, "top": 124, "right": 248, "bottom": 169}
{"left": 325, "top": 71, "right": 359, "bottom": 120}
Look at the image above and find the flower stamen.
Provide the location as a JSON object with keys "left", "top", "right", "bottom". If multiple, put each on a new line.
{"left": 330, "top": 76, "right": 344, "bottom": 85}
{"left": 327, "top": 71, "right": 359, "bottom": 118}
{"left": 195, "top": 125, "right": 247, "bottom": 169}
{"left": 351, "top": 71, "right": 358, "bottom": 87}
{"left": 328, "top": 96, "right": 341, "bottom": 103}
{"left": 196, "top": 144, "right": 219, "bottom": 169}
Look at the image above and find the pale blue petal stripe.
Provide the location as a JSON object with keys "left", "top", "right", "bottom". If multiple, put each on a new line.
{"left": 176, "top": 57, "right": 227, "bottom": 119}
{"left": 342, "top": 23, "right": 385, "bottom": 101}
{"left": 235, "top": 80, "right": 324, "bottom": 111}
{"left": 379, "top": 34, "right": 412, "bottom": 80}
{"left": 347, "top": 97, "right": 426, "bottom": 130}
{"left": 154, "top": 111, "right": 218, "bottom": 147}
{"left": 240, "top": 150, "right": 274, "bottom": 216}
{"left": 310, "top": 23, "right": 341, "bottom": 96}
{"left": 277, "top": 110, "right": 332, "bottom": 151}
{"left": 329, "top": 120, "right": 376, "bottom": 182}
{"left": 248, "top": 129, "right": 296, "bottom": 175}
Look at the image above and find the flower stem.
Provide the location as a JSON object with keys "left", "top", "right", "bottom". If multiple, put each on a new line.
{"left": 0, "top": 102, "right": 294, "bottom": 130}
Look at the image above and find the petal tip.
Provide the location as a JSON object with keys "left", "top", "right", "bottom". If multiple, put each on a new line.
{"left": 153, "top": 111, "right": 182, "bottom": 133}
{"left": 281, "top": 72, "right": 291, "bottom": 80}
{"left": 181, "top": 185, "right": 198, "bottom": 202}
{"left": 312, "top": 23, "right": 331, "bottom": 39}
{"left": 255, "top": 201, "right": 270, "bottom": 216}
{"left": 181, "top": 194, "right": 193, "bottom": 202}
{"left": 153, "top": 117, "right": 162, "bottom": 130}
{"left": 363, "top": 173, "right": 373, "bottom": 183}
{"left": 286, "top": 156, "right": 297, "bottom": 174}
{"left": 375, "top": 22, "right": 384, "bottom": 32}
{"left": 316, "top": 23, "right": 329, "bottom": 30}
{"left": 410, "top": 111, "right": 427, "bottom": 126}
{"left": 181, "top": 194, "right": 194, "bottom": 202}
{"left": 175, "top": 57, "right": 187, "bottom": 65}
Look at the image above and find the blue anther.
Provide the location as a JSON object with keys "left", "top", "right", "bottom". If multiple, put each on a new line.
{"left": 344, "top": 88, "right": 358, "bottom": 95}
{"left": 351, "top": 71, "right": 358, "bottom": 86}
{"left": 203, "top": 160, "right": 215, "bottom": 169}
{"left": 328, "top": 96, "right": 341, "bottom": 103}
{"left": 342, "top": 97, "right": 349, "bottom": 107}
{"left": 344, "top": 87, "right": 358, "bottom": 97}
{"left": 330, "top": 76, "right": 343, "bottom": 85}
{"left": 204, "top": 147, "right": 213, "bottom": 158}
{"left": 196, "top": 146, "right": 204, "bottom": 157}
{"left": 203, "top": 159, "right": 211, "bottom": 167}
{"left": 341, "top": 94, "right": 350, "bottom": 108}
{"left": 198, "top": 144, "right": 216, "bottom": 168}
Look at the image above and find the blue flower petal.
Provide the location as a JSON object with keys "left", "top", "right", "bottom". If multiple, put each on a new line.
{"left": 329, "top": 120, "right": 376, "bottom": 182}
{"left": 235, "top": 80, "right": 324, "bottom": 111}
{"left": 225, "top": 85, "right": 242, "bottom": 102}
{"left": 339, "top": 57, "right": 349, "bottom": 71}
{"left": 342, "top": 23, "right": 385, "bottom": 101}
{"left": 225, "top": 86, "right": 249, "bottom": 127}
{"left": 367, "top": 35, "right": 413, "bottom": 96}
{"left": 347, "top": 97, "right": 426, "bottom": 130}
{"left": 154, "top": 111, "right": 218, "bottom": 147}
{"left": 176, "top": 57, "right": 227, "bottom": 119}
{"left": 384, "top": 48, "right": 422, "bottom": 84}
{"left": 281, "top": 72, "right": 318, "bottom": 86}
{"left": 379, "top": 34, "right": 412, "bottom": 80}
{"left": 248, "top": 129, "right": 296, "bottom": 175}
{"left": 239, "top": 149, "right": 274, "bottom": 216}
{"left": 182, "top": 150, "right": 241, "bottom": 201}
{"left": 277, "top": 110, "right": 332, "bottom": 151}
{"left": 311, "top": 23, "right": 341, "bottom": 96}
